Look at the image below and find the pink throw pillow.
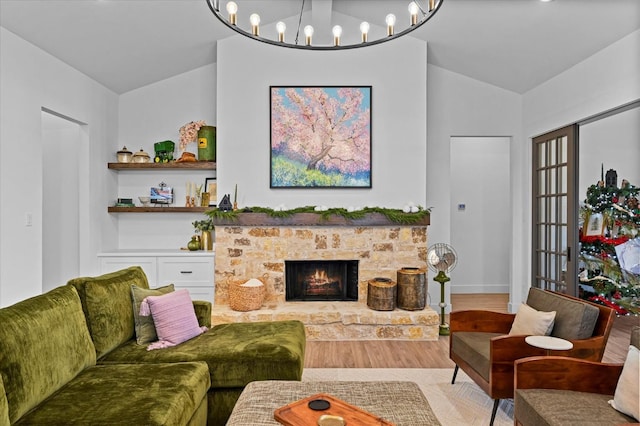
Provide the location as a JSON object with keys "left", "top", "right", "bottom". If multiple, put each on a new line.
{"left": 141, "top": 289, "right": 207, "bottom": 350}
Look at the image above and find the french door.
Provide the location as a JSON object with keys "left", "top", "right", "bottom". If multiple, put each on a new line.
{"left": 532, "top": 125, "right": 578, "bottom": 295}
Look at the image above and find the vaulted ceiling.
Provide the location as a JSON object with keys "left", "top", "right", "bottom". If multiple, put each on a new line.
{"left": 1, "top": 0, "right": 638, "bottom": 94}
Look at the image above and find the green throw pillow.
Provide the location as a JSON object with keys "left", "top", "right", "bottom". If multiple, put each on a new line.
{"left": 131, "top": 284, "right": 175, "bottom": 345}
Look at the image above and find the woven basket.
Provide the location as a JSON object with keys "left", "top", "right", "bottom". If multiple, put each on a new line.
{"left": 228, "top": 277, "right": 266, "bottom": 311}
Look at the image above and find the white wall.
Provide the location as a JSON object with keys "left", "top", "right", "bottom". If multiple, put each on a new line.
{"left": 116, "top": 64, "right": 217, "bottom": 249}
{"left": 579, "top": 106, "right": 640, "bottom": 193}
{"left": 216, "top": 35, "right": 427, "bottom": 209}
{"left": 0, "top": 27, "right": 118, "bottom": 307}
{"left": 525, "top": 31, "right": 640, "bottom": 139}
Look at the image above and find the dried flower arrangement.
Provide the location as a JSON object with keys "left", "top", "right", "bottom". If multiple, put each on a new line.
{"left": 179, "top": 120, "right": 206, "bottom": 151}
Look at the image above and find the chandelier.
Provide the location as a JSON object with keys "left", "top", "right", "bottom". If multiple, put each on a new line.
{"left": 206, "top": 0, "right": 444, "bottom": 50}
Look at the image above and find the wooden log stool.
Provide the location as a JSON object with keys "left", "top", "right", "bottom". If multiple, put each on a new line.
{"left": 396, "top": 267, "right": 427, "bottom": 311}
{"left": 367, "top": 277, "right": 397, "bottom": 311}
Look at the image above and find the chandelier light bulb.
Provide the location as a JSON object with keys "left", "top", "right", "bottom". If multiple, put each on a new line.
{"left": 429, "top": 0, "right": 437, "bottom": 12}
{"left": 249, "top": 13, "right": 260, "bottom": 35}
{"left": 360, "top": 21, "right": 370, "bottom": 43}
{"left": 385, "top": 13, "right": 396, "bottom": 36}
{"left": 226, "top": 1, "right": 238, "bottom": 25}
{"left": 276, "top": 21, "right": 286, "bottom": 42}
{"left": 226, "top": 1, "right": 237, "bottom": 14}
{"left": 304, "top": 25, "right": 314, "bottom": 46}
{"left": 332, "top": 25, "right": 342, "bottom": 46}
{"left": 408, "top": 2, "right": 419, "bottom": 25}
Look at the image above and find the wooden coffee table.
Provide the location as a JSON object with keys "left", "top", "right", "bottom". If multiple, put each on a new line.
{"left": 227, "top": 380, "right": 441, "bottom": 426}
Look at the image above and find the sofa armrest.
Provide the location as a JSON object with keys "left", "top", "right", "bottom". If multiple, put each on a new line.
{"left": 450, "top": 310, "right": 515, "bottom": 334}
{"left": 515, "top": 356, "right": 623, "bottom": 395}
{"left": 193, "top": 300, "right": 212, "bottom": 328}
{"left": 565, "top": 335, "right": 609, "bottom": 361}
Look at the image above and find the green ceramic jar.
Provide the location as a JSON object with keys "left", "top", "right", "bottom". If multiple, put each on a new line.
{"left": 197, "top": 126, "right": 216, "bottom": 161}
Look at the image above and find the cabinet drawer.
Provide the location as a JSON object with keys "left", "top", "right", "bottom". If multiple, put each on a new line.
{"left": 175, "top": 286, "right": 215, "bottom": 304}
{"left": 99, "top": 257, "right": 157, "bottom": 287}
{"left": 157, "top": 257, "right": 213, "bottom": 285}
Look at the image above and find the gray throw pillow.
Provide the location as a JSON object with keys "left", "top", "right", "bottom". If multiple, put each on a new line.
{"left": 131, "top": 284, "right": 174, "bottom": 345}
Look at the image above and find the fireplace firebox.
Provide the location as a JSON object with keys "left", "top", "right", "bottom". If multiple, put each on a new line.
{"left": 285, "top": 260, "right": 359, "bottom": 301}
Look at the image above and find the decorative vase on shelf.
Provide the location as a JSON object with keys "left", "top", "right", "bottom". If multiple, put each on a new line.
{"left": 197, "top": 126, "right": 216, "bottom": 161}
{"left": 201, "top": 230, "right": 213, "bottom": 251}
{"left": 187, "top": 235, "right": 201, "bottom": 251}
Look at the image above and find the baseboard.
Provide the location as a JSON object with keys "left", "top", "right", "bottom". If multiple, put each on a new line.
{"left": 450, "top": 284, "right": 509, "bottom": 294}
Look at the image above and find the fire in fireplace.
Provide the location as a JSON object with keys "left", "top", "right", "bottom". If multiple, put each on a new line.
{"left": 285, "top": 260, "right": 359, "bottom": 301}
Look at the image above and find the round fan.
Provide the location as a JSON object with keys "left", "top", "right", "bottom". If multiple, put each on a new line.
{"left": 427, "top": 243, "right": 458, "bottom": 274}
{"left": 426, "top": 243, "right": 458, "bottom": 335}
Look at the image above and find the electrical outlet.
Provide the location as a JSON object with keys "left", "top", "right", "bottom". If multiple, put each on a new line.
{"left": 25, "top": 213, "right": 32, "bottom": 227}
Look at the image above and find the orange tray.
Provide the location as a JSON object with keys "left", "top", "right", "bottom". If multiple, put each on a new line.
{"left": 274, "top": 393, "right": 394, "bottom": 426}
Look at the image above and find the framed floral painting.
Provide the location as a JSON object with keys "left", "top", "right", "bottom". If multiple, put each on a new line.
{"left": 270, "top": 86, "right": 372, "bottom": 188}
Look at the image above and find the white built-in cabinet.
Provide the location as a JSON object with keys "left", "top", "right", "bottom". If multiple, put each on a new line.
{"left": 101, "top": 161, "right": 216, "bottom": 303}
{"left": 98, "top": 250, "right": 215, "bottom": 303}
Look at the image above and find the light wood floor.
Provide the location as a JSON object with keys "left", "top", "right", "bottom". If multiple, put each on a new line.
{"left": 304, "top": 293, "right": 638, "bottom": 368}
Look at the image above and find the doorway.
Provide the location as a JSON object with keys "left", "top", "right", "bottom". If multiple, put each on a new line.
{"left": 41, "top": 110, "right": 82, "bottom": 291}
{"left": 450, "top": 136, "right": 511, "bottom": 294}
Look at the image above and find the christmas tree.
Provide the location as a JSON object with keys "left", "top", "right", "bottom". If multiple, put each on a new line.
{"left": 579, "top": 168, "right": 640, "bottom": 315}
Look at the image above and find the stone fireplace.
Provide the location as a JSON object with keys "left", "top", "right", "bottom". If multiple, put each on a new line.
{"left": 211, "top": 212, "right": 439, "bottom": 340}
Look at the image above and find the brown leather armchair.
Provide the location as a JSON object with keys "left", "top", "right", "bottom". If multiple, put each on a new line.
{"left": 514, "top": 326, "right": 640, "bottom": 425}
{"left": 449, "top": 288, "right": 615, "bottom": 425}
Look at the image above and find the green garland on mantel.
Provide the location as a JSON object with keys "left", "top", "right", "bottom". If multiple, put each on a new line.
{"left": 205, "top": 206, "right": 431, "bottom": 225}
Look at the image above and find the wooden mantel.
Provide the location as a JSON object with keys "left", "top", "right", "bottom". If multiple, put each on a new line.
{"left": 210, "top": 212, "right": 430, "bottom": 227}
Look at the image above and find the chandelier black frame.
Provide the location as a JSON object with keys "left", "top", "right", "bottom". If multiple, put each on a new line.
{"left": 206, "top": 0, "right": 444, "bottom": 51}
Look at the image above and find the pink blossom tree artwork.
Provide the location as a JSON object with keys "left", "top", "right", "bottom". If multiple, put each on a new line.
{"left": 270, "top": 86, "right": 371, "bottom": 188}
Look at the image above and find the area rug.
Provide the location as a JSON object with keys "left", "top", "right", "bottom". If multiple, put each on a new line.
{"left": 302, "top": 368, "right": 514, "bottom": 426}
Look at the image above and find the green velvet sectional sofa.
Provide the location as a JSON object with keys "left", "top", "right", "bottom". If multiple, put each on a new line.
{"left": 0, "top": 266, "right": 306, "bottom": 425}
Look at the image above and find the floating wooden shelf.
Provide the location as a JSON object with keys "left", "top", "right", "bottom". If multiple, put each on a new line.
{"left": 108, "top": 162, "right": 216, "bottom": 170}
{"left": 108, "top": 206, "right": 210, "bottom": 213}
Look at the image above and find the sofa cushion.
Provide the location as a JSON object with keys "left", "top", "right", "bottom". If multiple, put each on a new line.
{"left": 509, "top": 303, "right": 556, "bottom": 336}
{"left": 0, "top": 286, "right": 96, "bottom": 423}
{"left": 13, "top": 362, "right": 210, "bottom": 426}
{"left": 516, "top": 389, "right": 635, "bottom": 426}
{"left": 193, "top": 300, "right": 212, "bottom": 328}
{"left": 0, "top": 374, "right": 9, "bottom": 426}
{"left": 84, "top": 279, "right": 138, "bottom": 358}
{"left": 526, "top": 288, "right": 599, "bottom": 340}
{"left": 131, "top": 284, "right": 175, "bottom": 345}
{"left": 99, "top": 320, "right": 307, "bottom": 388}
{"left": 68, "top": 266, "right": 149, "bottom": 358}
{"left": 143, "top": 289, "right": 207, "bottom": 350}
{"left": 609, "top": 345, "right": 640, "bottom": 421}
{"left": 450, "top": 332, "right": 501, "bottom": 382}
